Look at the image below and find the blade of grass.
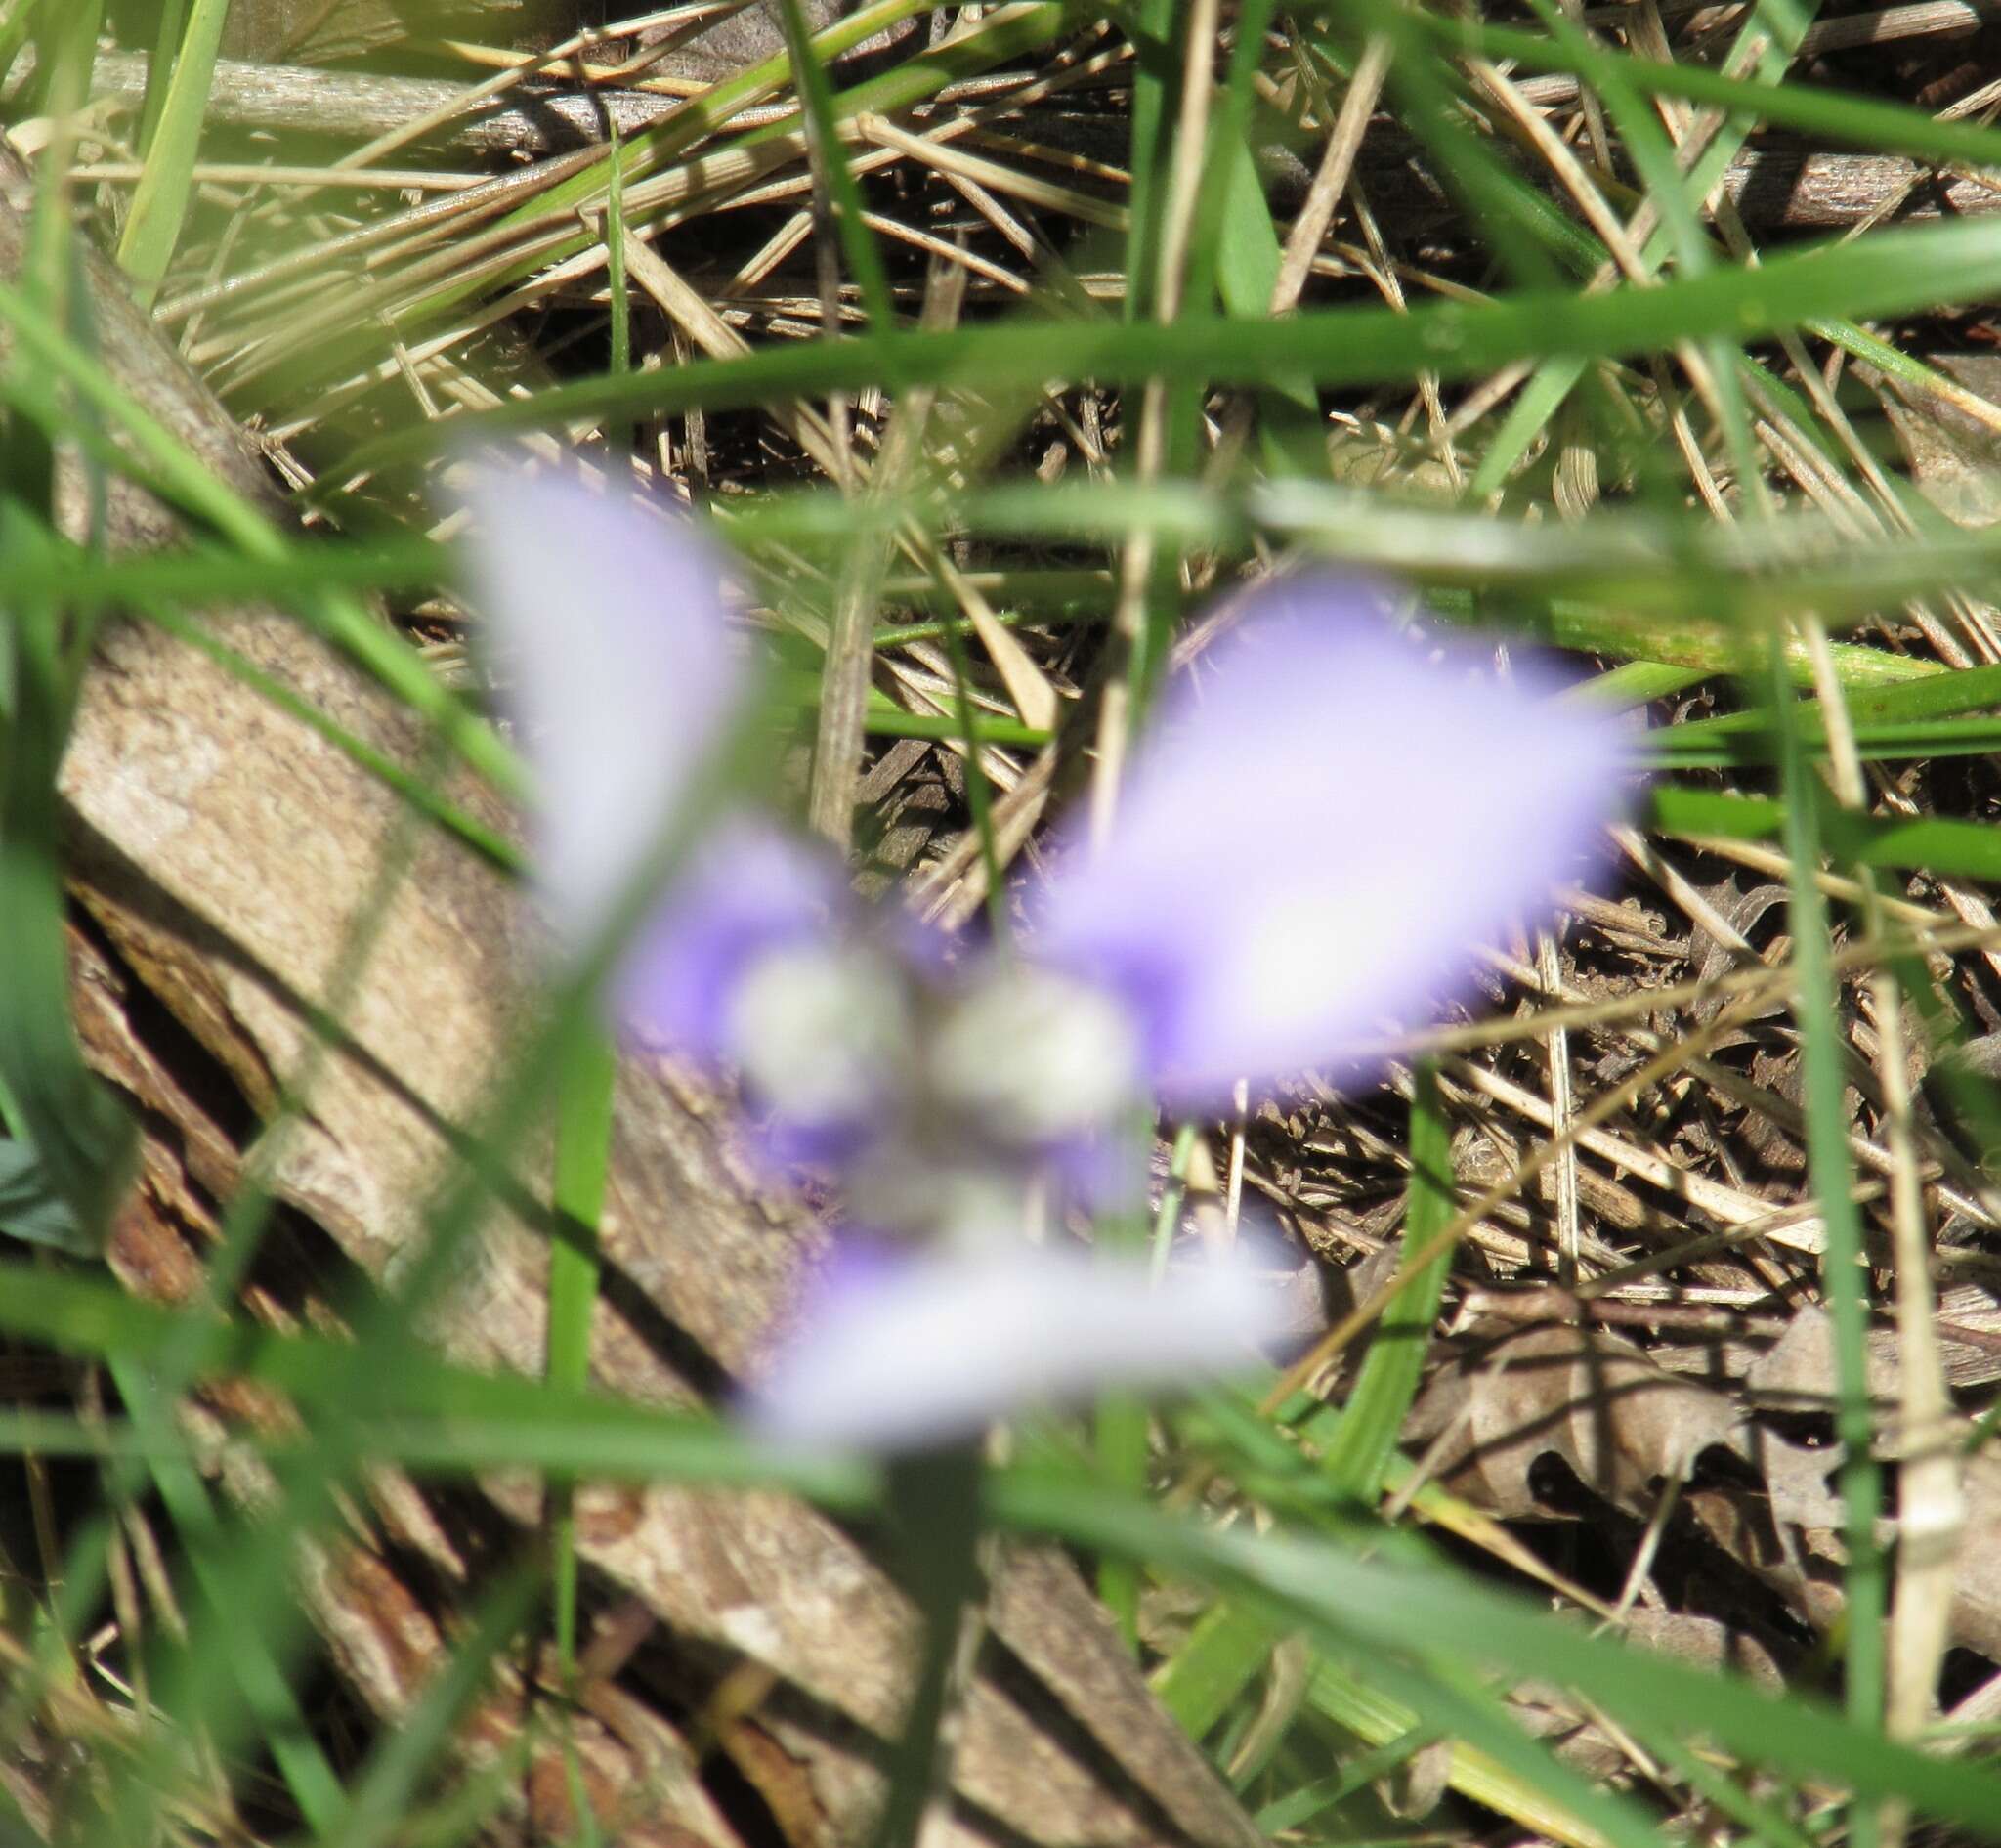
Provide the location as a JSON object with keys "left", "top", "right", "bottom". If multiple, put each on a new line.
{"left": 776, "top": 0, "right": 894, "bottom": 331}
{"left": 997, "top": 1479, "right": 2001, "bottom": 1832}
{"left": 605, "top": 119, "right": 630, "bottom": 381}
{"left": 354, "top": 0, "right": 1050, "bottom": 357}
{"left": 0, "top": 506, "right": 135, "bottom": 1249}
{"left": 0, "top": 1257, "right": 873, "bottom": 1499}
{"left": 1315, "top": 1061, "right": 1454, "bottom": 1501}
{"left": 0, "top": 531, "right": 448, "bottom": 606}
{"left": 130, "top": 0, "right": 184, "bottom": 155}
{"left": 1152, "top": 1599, "right": 1283, "bottom": 1742}
{"left": 1467, "top": 356, "right": 1588, "bottom": 502}
{"left": 1652, "top": 712, "right": 2001, "bottom": 767}
{"left": 329, "top": 1564, "right": 542, "bottom": 1848}
{"left": 0, "top": 269, "right": 523, "bottom": 799}
{"left": 1652, "top": 783, "right": 2001, "bottom": 883}
{"left": 106, "top": 1354, "right": 347, "bottom": 1834}
{"left": 1303, "top": 1660, "right": 1607, "bottom": 1848}
{"left": 357, "top": 211, "right": 2001, "bottom": 463}
{"left": 1676, "top": 663, "right": 2001, "bottom": 740}
{"left": 546, "top": 1026, "right": 617, "bottom": 1675}
{"left": 114, "top": 0, "right": 232, "bottom": 306}
{"left": 1416, "top": 10, "right": 2001, "bottom": 175}
{"left": 1765, "top": 621, "right": 1888, "bottom": 1807}
{"left": 137, "top": 596, "right": 520, "bottom": 873}
{"left": 1252, "top": 1718, "right": 1446, "bottom": 1837}
{"left": 1188, "top": 0, "right": 1283, "bottom": 319}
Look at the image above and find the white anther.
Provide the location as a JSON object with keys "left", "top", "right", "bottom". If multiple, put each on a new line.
{"left": 932, "top": 967, "right": 1141, "bottom": 1144}
{"left": 727, "top": 943, "right": 907, "bottom": 1125}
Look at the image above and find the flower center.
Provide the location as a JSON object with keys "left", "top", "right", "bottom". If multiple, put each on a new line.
{"left": 726, "top": 943, "right": 908, "bottom": 1127}
{"left": 930, "top": 966, "right": 1142, "bottom": 1145}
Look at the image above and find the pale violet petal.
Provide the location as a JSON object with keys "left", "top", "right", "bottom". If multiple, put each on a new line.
{"left": 745, "top": 1239, "right": 1293, "bottom": 1450}
{"left": 614, "top": 816, "right": 847, "bottom": 1060}
{"left": 1028, "top": 575, "right": 1629, "bottom": 1110}
{"left": 457, "top": 462, "right": 745, "bottom": 955}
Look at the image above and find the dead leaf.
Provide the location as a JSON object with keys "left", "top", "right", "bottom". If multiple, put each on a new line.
{"left": 1405, "top": 1321, "right": 1750, "bottom": 1521}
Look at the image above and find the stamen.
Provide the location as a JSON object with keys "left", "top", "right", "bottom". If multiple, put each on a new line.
{"left": 932, "top": 967, "right": 1141, "bottom": 1144}
{"left": 727, "top": 944, "right": 907, "bottom": 1126}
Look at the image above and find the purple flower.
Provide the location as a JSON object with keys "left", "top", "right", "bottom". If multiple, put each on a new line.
{"left": 460, "top": 467, "right": 1630, "bottom": 1453}
{"left": 745, "top": 1236, "right": 1299, "bottom": 1450}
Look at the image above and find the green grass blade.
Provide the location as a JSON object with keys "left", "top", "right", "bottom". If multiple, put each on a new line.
{"left": 114, "top": 0, "right": 232, "bottom": 306}
{"left": 0, "top": 270, "right": 523, "bottom": 798}
{"left": 1417, "top": 11, "right": 2001, "bottom": 174}
{"left": 131, "top": 0, "right": 186, "bottom": 154}
{"left": 329, "top": 1565, "right": 542, "bottom": 1848}
{"left": 107, "top": 1354, "right": 347, "bottom": 1834}
{"left": 1252, "top": 1718, "right": 1442, "bottom": 1835}
{"left": 997, "top": 1479, "right": 2001, "bottom": 1832}
{"left": 1765, "top": 632, "right": 1887, "bottom": 1761}
{"left": 1302, "top": 1659, "right": 1609, "bottom": 1848}
{"left": 1191, "top": 0, "right": 1282, "bottom": 320}
{"left": 0, "top": 1257, "right": 873, "bottom": 1500}
{"left": 0, "top": 531, "right": 448, "bottom": 607}
{"left": 362, "top": 212, "right": 2001, "bottom": 459}
{"left": 605, "top": 120, "right": 630, "bottom": 380}
{"left": 1466, "top": 356, "right": 1587, "bottom": 503}
{"left": 546, "top": 1026, "right": 617, "bottom": 1672}
{"left": 1151, "top": 1599, "right": 1282, "bottom": 1741}
{"left": 1653, "top": 783, "right": 2001, "bottom": 883}
{"left": 1672, "top": 663, "right": 2001, "bottom": 744}
{"left": 372, "top": 0, "right": 1046, "bottom": 351}
{"left": 1122, "top": 0, "right": 1175, "bottom": 324}
{"left": 1651, "top": 713, "right": 2001, "bottom": 768}
{"left": 776, "top": 0, "right": 895, "bottom": 330}
{"left": 1316, "top": 1061, "right": 1453, "bottom": 1501}
{"left": 0, "top": 507, "right": 134, "bottom": 1248}
{"left": 137, "top": 597, "right": 521, "bottom": 873}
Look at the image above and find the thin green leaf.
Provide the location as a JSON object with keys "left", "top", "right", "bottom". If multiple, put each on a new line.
{"left": 1413, "top": 10, "right": 2001, "bottom": 176}
{"left": 0, "top": 504, "right": 134, "bottom": 1250}
{"left": 1467, "top": 356, "right": 1587, "bottom": 502}
{"left": 0, "top": 1134, "right": 90, "bottom": 1256}
{"left": 0, "top": 271, "right": 523, "bottom": 799}
{"left": 776, "top": 0, "right": 895, "bottom": 330}
{"left": 329, "top": 1566, "right": 542, "bottom": 1848}
{"left": 1652, "top": 712, "right": 2001, "bottom": 768}
{"left": 108, "top": 1354, "right": 347, "bottom": 1833}
{"left": 1653, "top": 783, "right": 2001, "bottom": 883}
{"left": 114, "top": 0, "right": 232, "bottom": 304}
{"left": 1316, "top": 1061, "right": 1453, "bottom": 1501}
{"left": 0, "top": 1258, "right": 873, "bottom": 1501}
{"left": 362, "top": 213, "right": 2001, "bottom": 461}
{"left": 1151, "top": 1600, "right": 1282, "bottom": 1741}
{"left": 1765, "top": 633, "right": 1888, "bottom": 1747}
{"left": 997, "top": 1480, "right": 2001, "bottom": 1832}
{"left": 546, "top": 1026, "right": 617, "bottom": 1673}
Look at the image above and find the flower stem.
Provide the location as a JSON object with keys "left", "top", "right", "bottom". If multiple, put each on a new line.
{"left": 871, "top": 1440, "right": 987, "bottom": 1848}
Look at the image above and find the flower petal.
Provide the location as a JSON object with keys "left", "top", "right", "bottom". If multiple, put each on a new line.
{"left": 614, "top": 816, "right": 847, "bottom": 1059}
{"left": 745, "top": 1238, "right": 1294, "bottom": 1450}
{"left": 1029, "top": 575, "right": 1628, "bottom": 1108}
{"left": 458, "top": 462, "right": 745, "bottom": 955}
